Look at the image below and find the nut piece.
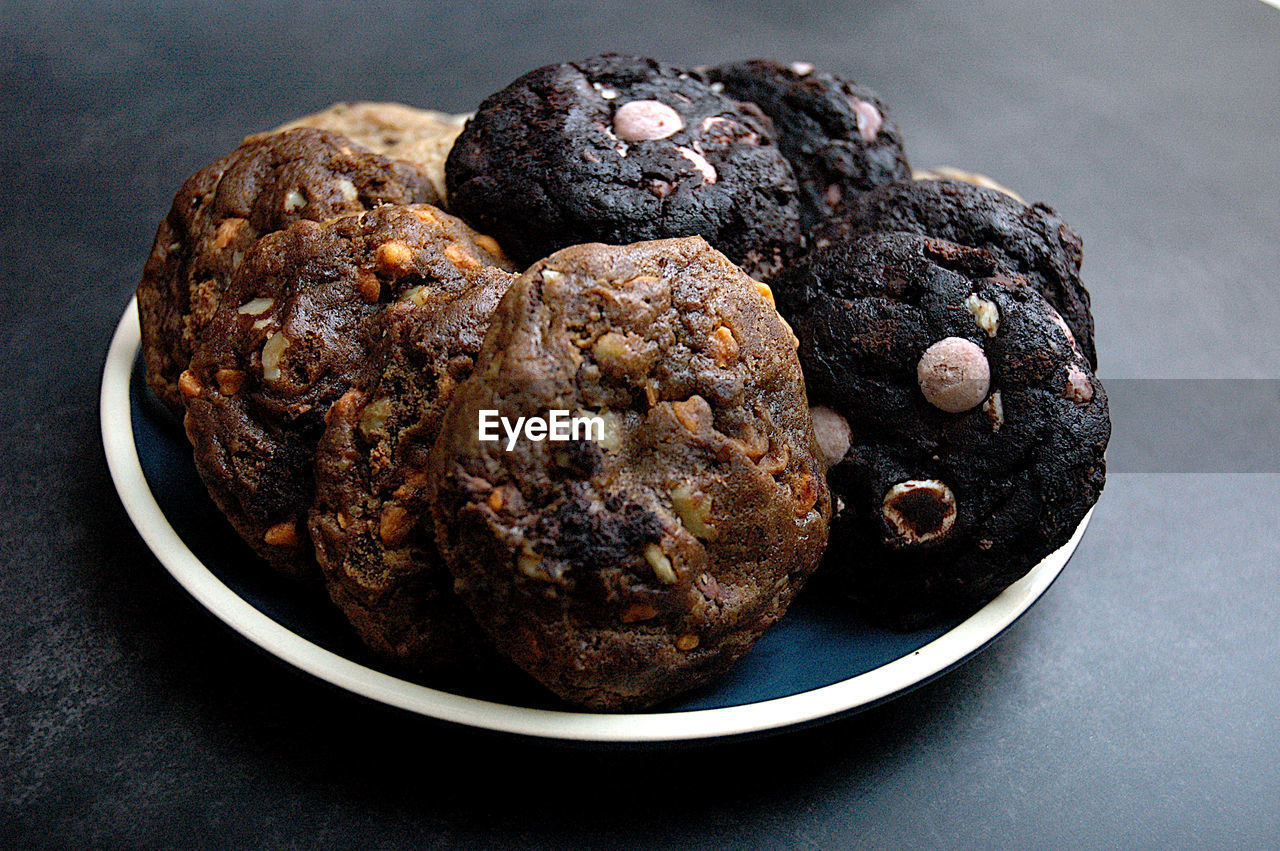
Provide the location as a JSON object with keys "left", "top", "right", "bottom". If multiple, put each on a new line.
{"left": 620, "top": 603, "right": 659, "bottom": 624}
{"left": 261, "top": 331, "right": 290, "bottom": 382}
{"left": 334, "top": 177, "right": 358, "bottom": 203}
{"left": 983, "top": 389, "right": 1004, "bottom": 432}
{"left": 213, "top": 218, "right": 247, "bottom": 249}
{"left": 177, "top": 369, "right": 202, "bottom": 400}
{"left": 379, "top": 504, "right": 411, "bottom": 547}
{"left": 670, "top": 483, "right": 717, "bottom": 540}
{"left": 236, "top": 297, "right": 274, "bottom": 316}
{"left": 882, "top": 480, "right": 957, "bottom": 546}
{"left": 675, "top": 633, "right": 700, "bottom": 651}
{"left": 708, "top": 325, "right": 738, "bottom": 367}
{"left": 1062, "top": 364, "right": 1094, "bottom": 404}
{"left": 916, "top": 337, "right": 991, "bottom": 413}
{"left": 263, "top": 520, "right": 299, "bottom": 547}
{"left": 355, "top": 271, "right": 381, "bottom": 303}
{"left": 644, "top": 543, "right": 678, "bottom": 584}
{"left": 358, "top": 396, "right": 394, "bottom": 438}
{"left": 283, "top": 188, "right": 306, "bottom": 212}
{"left": 1048, "top": 307, "right": 1078, "bottom": 350}
{"left": 810, "top": 405, "right": 852, "bottom": 467}
{"left": 671, "top": 395, "right": 713, "bottom": 434}
{"left": 966, "top": 293, "right": 999, "bottom": 338}
{"left": 676, "top": 146, "right": 717, "bottom": 183}
{"left": 375, "top": 241, "right": 415, "bottom": 276}
{"left": 612, "top": 99, "right": 684, "bottom": 142}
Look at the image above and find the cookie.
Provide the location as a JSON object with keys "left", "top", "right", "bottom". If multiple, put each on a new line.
{"left": 309, "top": 257, "right": 516, "bottom": 673}
{"left": 446, "top": 54, "right": 803, "bottom": 279}
{"left": 273, "top": 102, "right": 469, "bottom": 203}
{"left": 911, "top": 166, "right": 1024, "bottom": 203}
{"left": 428, "top": 236, "right": 830, "bottom": 709}
{"left": 706, "top": 59, "right": 910, "bottom": 229}
{"left": 181, "top": 204, "right": 512, "bottom": 578}
{"left": 775, "top": 232, "right": 1108, "bottom": 628}
{"left": 812, "top": 177, "right": 1097, "bottom": 367}
{"left": 138, "top": 128, "right": 439, "bottom": 415}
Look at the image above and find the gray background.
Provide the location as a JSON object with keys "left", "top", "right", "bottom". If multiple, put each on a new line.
{"left": 2, "top": 0, "right": 1278, "bottom": 846}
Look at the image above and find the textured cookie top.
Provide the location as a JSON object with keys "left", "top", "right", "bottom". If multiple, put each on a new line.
{"left": 813, "top": 177, "right": 1097, "bottom": 367}
{"left": 446, "top": 54, "right": 803, "bottom": 279}
{"left": 707, "top": 59, "right": 911, "bottom": 228}
{"left": 776, "top": 232, "right": 1108, "bottom": 626}
{"left": 137, "top": 128, "right": 439, "bottom": 414}
{"left": 429, "top": 236, "right": 830, "bottom": 708}
{"left": 181, "top": 204, "right": 512, "bottom": 577}
{"left": 273, "top": 102, "right": 469, "bottom": 202}
{"left": 309, "top": 263, "right": 516, "bottom": 673}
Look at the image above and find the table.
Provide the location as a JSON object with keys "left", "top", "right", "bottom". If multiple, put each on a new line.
{"left": 3, "top": 0, "right": 1278, "bottom": 845}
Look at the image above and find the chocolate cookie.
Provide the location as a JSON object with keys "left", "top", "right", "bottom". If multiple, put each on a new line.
{"left": 812, "top": 177, "right": 1097, "bottom": 367}
{"left": 706, "top": 59, "right": 910, "bottom": 229}
{"left": 775, "top": 232, "right": 1108, "bottom": 628}
{"left": 138, "top": 128, "right": 439, "bottom": 415}
{"left": 182, "top": 205, "right": 512, "bottom": 578}
{"left": 429, "top": 236, "right": 830, "bottom": 709}
{"left": 446, "top": 54, "right": 803, "bottom": 279}
{"left": 274, "top": 102, "right": 469, "bottom": 203}
{"left": 309, "top": 259, "right": 516, "bottom": 673}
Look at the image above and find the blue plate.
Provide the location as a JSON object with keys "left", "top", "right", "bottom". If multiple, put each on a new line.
{"left": 102, "top": 300, "right": 1088, "bottom": 741}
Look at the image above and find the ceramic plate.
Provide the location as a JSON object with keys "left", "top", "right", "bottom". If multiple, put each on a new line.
{"left": 100, "top": 297, "right": 1091, "bottom": 742}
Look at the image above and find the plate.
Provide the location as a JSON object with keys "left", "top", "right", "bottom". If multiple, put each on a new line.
{"left": 100, "top": 297, "right": 1091, "bottom": 742}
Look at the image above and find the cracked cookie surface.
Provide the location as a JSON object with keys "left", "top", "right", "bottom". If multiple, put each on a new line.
{"left": 182, "top": 204, "right": 512, "bottom": 579}
{"left": 138, "top": 128, "right": 439, "bottom": 415}
{"left": 707, "top": 59, "right": 910, "bottom": 229}
{"left": 446, "top": 54, "right": 803, "bottom": 279}
{"left": 429, "top": 236, "right": 830, "bottom": 709}
{"left": 775, "top": 232, "right": 1108, "bottom": 628}
{"left": 813, "top": 177, "right": 1097, "bottom": 367}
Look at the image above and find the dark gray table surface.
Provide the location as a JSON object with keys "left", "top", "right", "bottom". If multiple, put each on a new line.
{"left": 3, "top": 1, "right": 1278, "bottom": 847}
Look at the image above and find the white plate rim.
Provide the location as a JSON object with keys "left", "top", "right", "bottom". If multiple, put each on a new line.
{"left": 100, "top": 296, "right": 1091, "bottom": 743}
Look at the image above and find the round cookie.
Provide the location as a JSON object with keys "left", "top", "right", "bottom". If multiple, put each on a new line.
{"left": 706, "top": 59, "right": 911, "bottom": 229}
{"left": 182, "top": 204, "right": 513, "bottom": 578}
{"left": 428, "top": 236, "right": 830, "bottom": 709}
{"left": 137, "top": 128, "right": 439, "bottom": 415}
{"left": 775, "top": 232, "right": 1109, "bottom": 628}
{"left": 273, "top": 102, "right": 469, "bottom": 204}
{"left": 812, "top": 177, "right": 1097, "bottom": 367}
{"left": 309, "top": 263, "right": 516, "bottom": 674}
{"left": 446, "top": 54, "right": 803, "bottom": 279}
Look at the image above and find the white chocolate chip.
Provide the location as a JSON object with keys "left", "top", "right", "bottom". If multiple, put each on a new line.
{"left": 917, "top": 337, "right": 991, "bottom": 413}
{"left": 283, "top": 188, "right": 306, "bottom": 212}
{"left": 613, "top": 100, "right": 684, "bottom": 142}
{"left": 541, "top": 269, "right": 564, "bottom": 284}
{"left": 335, "top": 178, "right": 358, "bottom": 203}
{"left": 670, "top": 483, "right": 717, "bottom": 540}
{"left": 966, "top": 293, "right": 1000, "bottom": 337}
{"left": 261, "top": 331, "right": 290, "bottom": 381}
{"left": 236, "top": 297, "right": 274, "bottom": 316}
{"left": 644, "top": 543, "right": 677, "bottom": 584}
{"left": 810, "top": 405, "right": 852, "bottom": 467}
{"left": 849, "top": 98, "right": 882, "bottom": 143}
{"left": 789, "top": 61, "right": 815, "bottom": 75}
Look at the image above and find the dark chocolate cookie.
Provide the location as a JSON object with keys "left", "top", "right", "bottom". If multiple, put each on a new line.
{"left": 776, "top": 232, "right": 1108, "bottom": 628}
{"left": 137, "top": 128, "right": 439, "bottom": 415}
{"left": 446, "top": 54, "right": 803, "bottom": 279}
{"left": 309, "top": 259, "right": 516, "bottom": 674}
{"left": 429, "top": 237, "right": 830, "bottom": 709}
{"left": 707, "top": 59, "right": 910, "bottom": 229}
{"left": 812, "top": 177, "right": 1097, "bottom": 367}
{"left": 182, "top": 205, "right": 512, "bottom": 578}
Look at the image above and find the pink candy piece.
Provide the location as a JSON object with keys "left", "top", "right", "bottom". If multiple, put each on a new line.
{"left": 677, "top": 146, "right": 717, "bottom": 183}
{"left": 849, "top": 97, "right": 882, "bottom": 143}
{"left": 810, "top": 405, "right": 852, "bottom": 467}
{"left": 612, "top": 100, "right": 684, "bottom": 142}
{"left": 1063, "top": 364, "right": 1094, "bottom": 404}
{"left": 917, "top": 337, "right": 991, "bottom": 413}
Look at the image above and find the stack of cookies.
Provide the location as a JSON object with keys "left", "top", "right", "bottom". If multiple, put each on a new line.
{"left": 137, "top": 54, "right": 1109, "bottom": 710}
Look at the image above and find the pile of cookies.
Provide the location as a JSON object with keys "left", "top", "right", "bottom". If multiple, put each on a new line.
{"left": 136, "top": 54, "right": 1109, "bottom": 710}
